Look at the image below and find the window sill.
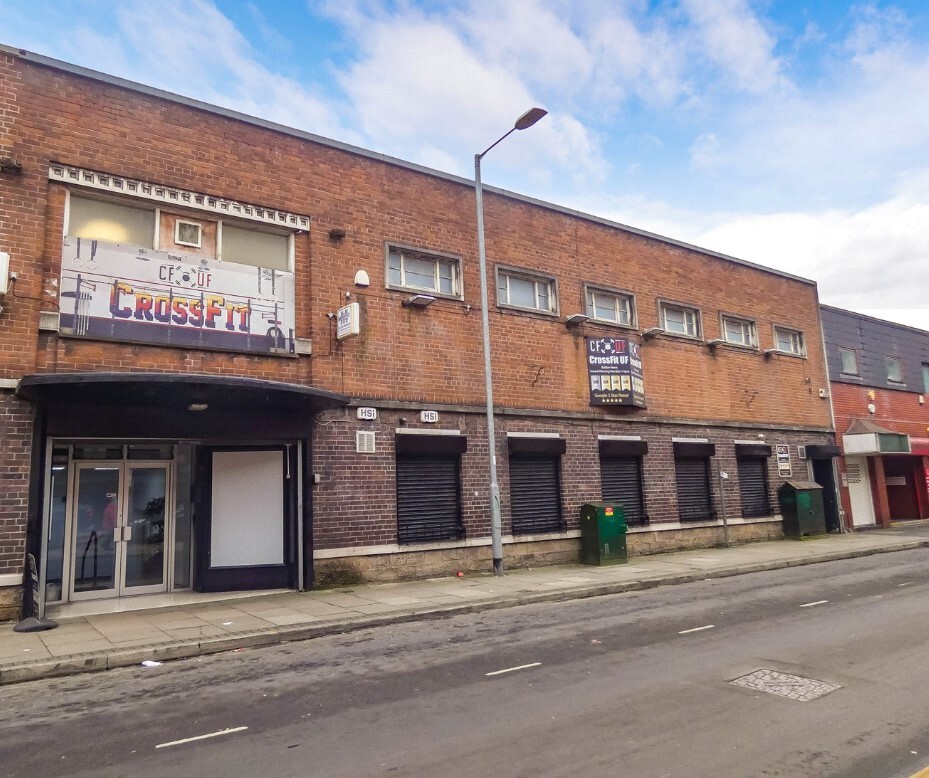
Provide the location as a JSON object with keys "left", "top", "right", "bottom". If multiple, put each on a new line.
{"left": 387, "top": 286, "right": 463, "bottom": 303}
{"left": 587, "top": 318, "right": 638, "bottom": 331}
{"left": 497, "top": 303, "right": 560, "bottom": 319}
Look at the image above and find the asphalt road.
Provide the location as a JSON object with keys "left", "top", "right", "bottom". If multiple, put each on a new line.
{"left": 3, "top": 549, "right": 929, "bottom": 778}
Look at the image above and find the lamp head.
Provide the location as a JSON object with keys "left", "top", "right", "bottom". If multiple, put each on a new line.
{"left": 514, "top": 107, "right": 548, "bottom": 130}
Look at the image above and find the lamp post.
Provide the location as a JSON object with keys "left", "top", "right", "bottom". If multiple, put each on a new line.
{"left": 475, "top": 107, "right": 547, "bottom": 576}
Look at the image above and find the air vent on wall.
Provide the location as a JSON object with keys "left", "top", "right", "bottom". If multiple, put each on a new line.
{"left": 356, "top": 430, "right": 376, "bottom": 454}
{"left": 38, "top": 311, "right": 60, "bottom": 332}
{"left": 797, "top": 445, "right": 807, "bottom": 460}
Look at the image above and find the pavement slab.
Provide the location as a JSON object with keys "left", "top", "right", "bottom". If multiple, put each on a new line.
{"left": 2, "top": 527, "right": 928, "bottom": 685}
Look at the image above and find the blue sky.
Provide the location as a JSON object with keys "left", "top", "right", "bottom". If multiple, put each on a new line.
{"left": 4, "top": 0, "right": 929, "bottom": 328}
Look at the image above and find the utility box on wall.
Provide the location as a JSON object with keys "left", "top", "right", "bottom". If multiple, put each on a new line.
{"left": 778, "top": 481, "right": 827, "bottom": 538}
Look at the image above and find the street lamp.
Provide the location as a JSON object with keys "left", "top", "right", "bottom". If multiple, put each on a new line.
{"left": 474, "top": 107, "right": 547, "bottom": 576}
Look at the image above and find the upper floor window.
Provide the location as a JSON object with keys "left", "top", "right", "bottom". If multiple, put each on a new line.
{"left": 774, "top": 326, "right": 805, "bottom": 356}
{"left": 923, "top": 363, "right": 929, "bottom": 393}
{"left": 497, "top": 267, "right": 557, "bottom": 314}
{"left": 387, "top": 246, "right": 461, "bottom": 298}
{"left": 585, "top": 286, "right": 634, "bottom": 326}
{"left": 659, "top": 301, "right": 700, "bottom": 338}
{"left": 721, "top": 315, "right": 757, "bottom": 347}
{"left": 839, "top": 347, "right": 859, "bottom": 375}
{"left": 885, "top": 356, "right": 903, "bottom": 383}
{"left": 67, "top": 194, "right": 290, "bottom": 270}
{"left": 68, "top": 196, "right": 155, "bottom": 247}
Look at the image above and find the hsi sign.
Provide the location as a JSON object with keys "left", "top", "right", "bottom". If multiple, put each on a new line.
{"left": 586, "top": 336, "right": 647, "bottom": 407}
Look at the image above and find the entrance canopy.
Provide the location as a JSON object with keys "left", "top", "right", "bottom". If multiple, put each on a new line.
{"left": 18, "top": 372, "right": 348, "bottom": 415}
{"left": 17, "top": 372, "right": 349, "bottom": 439}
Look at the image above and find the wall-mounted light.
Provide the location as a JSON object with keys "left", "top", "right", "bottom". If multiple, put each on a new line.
{"left": 763, "top": 348, "right": 779, "bottom": 358}
{"left": 187, "top": 403, "right": 209, "bottom": 412}
{"left": 641, "top": 327, "right": 664, "bottom": 340}
{"left": 402, "top": 294, "right": 436, "bottom": 309}
{"left": 328, "top": 228, "right": 347, "bottom": 241}
{"left": 706, "top": 338, "right": 726, "bottom": 349}
{"left": 564, "top": 313, "right": 589, "bottom": 328}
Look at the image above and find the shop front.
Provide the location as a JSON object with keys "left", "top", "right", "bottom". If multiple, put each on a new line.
{"left": 17, "top": 373, "right": 347, "bottom": 612}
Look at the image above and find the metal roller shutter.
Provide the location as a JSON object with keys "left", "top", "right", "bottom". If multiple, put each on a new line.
{"left": 396, "top": 455, "right": 463, "bottom": 544}
{"left": 509, "top": 455, "right": 563, "bottom": 535}
{"left": 600, "top": 457, "right": 646, "bottom": 526}
{"left": 675, "top": 457, "right": 713, "bottom": 522}
{"left": 737, "top": 457, "right": 770, "bottom": 518}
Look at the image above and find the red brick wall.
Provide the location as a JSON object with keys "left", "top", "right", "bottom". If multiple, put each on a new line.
{"left": 831, "top": 381, "right": 929, "bottom": 438}
{"left": 0, "top": 55, "right": 832, "bottom": 433}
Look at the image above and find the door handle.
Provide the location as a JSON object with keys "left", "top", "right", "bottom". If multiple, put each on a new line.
{"left": 122, "top": 525, "right": 133, "bottom": 542}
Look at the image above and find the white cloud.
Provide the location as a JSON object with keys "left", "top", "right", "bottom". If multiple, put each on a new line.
{"left": 689, "top": 174, "right": 929, "bottom": 329}
{"left": 680, "top": 0, "right": 786, "bottom": 93}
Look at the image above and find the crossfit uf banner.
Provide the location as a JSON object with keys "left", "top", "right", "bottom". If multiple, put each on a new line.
{"left": 586, "top": 336, "right": 647, "bottom": 407}
{"left": 59, "top": 238, "right": 296, "bottom": 355}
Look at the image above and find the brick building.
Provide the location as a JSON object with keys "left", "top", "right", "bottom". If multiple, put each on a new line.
{"left": 821, "top": 305, "right": 929, "bottom": 528}
{"left": 0, "top": 46, "right": 837, "bottom": 619}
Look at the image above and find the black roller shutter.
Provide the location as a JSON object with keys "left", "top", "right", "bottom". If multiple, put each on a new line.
{"left": 509, "top": 455, "right": 563, "bottom": 535}
{"left": 737, "top": 457, "right": 770, "bottom": 518}
{"left": 675, "top": 457, "right": 713, "bottom": 522}
{"left": 396, "top": 455, "right": 463, "bottom": 544}
{"left": 600, "top": 457, "right": 646, "bottom": 526}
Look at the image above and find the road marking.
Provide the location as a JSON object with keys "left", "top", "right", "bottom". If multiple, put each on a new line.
{"left": 800, "top": 600, "right": 828, "bottom": 608}
{"left": 155, "top": 727, "right": 248, "bottom": 749}
{"left": 898, "top": 582, "right": 914, "bottom": 587}
{"left": 678, "top": 624, "right": 715, "bottom": 634}
{"left": 485, "top": 662, "right": 542, "bottom": 676}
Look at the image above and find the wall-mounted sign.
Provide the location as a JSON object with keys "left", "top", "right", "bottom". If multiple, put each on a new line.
{"left": 59, "top": 238, "right": 295, "bottom": 355}
{"left": 586, "top": 337, "right": 646, "bottom": 407}
{"left": 356, "top": 407, "right": 377, "bottom": 420}
{"left": 337, "top": 302, "right": 360, "bottom": 340}
{"left": 420, "top": 410, "right": 439, "bottom": 423}
{"left": 776, "top": 444, "right": 792, "bottom": 477}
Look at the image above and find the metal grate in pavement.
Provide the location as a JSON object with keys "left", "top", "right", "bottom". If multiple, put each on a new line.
{"left": 730, "top": 669, "right": 842, "bottom": 701}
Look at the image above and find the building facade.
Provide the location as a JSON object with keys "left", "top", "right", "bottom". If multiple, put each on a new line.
{"left": 821, "top": 305, "right": 929, "bottom": 528}
{"left": 0, "top": 46, "right": 837, "bottom": 619}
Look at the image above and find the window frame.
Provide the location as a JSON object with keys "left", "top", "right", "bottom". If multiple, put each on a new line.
{"left": 495, "top": 265, "right": 559, "bottom": 316}
{"left": 885, "top": 355, "right": 904, "bottom": 384}
{"left": 922, "top": 363, "right": 929, "bottom": 394}
{"left": 385, "top": 243, "right": 463, "bottom": 300}
{"left": 719, "top": 313, "right": 758, "bottom": 349}
{"left": 174, "top": 219, "right": 203, "bottom": 248}
{"left": 772, "top": 325, "right": 806, "bottom": 357}
{"left": 584, "top": 283, "right": 636, "bottom": 328}
{"left": 658, "top": 300, "right": 702, "bottom": 339}
{"left": 839, "top": 347, "right": 859, "bottom": 376}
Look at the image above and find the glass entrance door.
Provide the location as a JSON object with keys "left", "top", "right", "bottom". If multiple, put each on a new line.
{"left": 70, "top": 463, "right": 170, "bottom": 600}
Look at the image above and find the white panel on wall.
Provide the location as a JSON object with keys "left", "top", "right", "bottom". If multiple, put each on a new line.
{"left": 211, "top": 450, "right": 284, "bottom": 567}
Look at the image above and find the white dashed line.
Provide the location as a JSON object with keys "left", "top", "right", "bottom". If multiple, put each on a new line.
{"left": 898, "top": 582, "right": 914, "bottom": 587}
{"left": 678, "top": 624, "right": 715, "bottom": 634}
{"left": 485, "top": 662, "right": 542, "bottom": 676}
{"left": 800, "top": 600, "right": 829, "bottom": 608}
{"left": 155, "top": 726, "right": 249, "bottom": 749}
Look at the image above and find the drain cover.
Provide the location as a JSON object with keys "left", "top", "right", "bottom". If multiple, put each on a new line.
{"left": 730, "top": 669, "right": 841, "bottom": 701}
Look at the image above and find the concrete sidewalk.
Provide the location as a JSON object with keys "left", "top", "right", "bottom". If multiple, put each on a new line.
{"left": 2, "top": 526, "right": 928, "bottom": 685}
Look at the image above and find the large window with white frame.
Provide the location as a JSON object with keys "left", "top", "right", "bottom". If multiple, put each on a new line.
{"left": 773, "top": 326, "right": 805, "bottom": 356}
{"left": 721, "top": 314, "right": 757, "bottom": 347}
{"left": 386, "top": 245, "right": 461, "bottom": 298}
{"left": 585, "top": 285, "right": 635, "bottom": 326}
{"left": 659, "top": 301, "right": 701, "bottom": 338}
{"left": 497, "top": 267, "right": 558, "bottom": 314}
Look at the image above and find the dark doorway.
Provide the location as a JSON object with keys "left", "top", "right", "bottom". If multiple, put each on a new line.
{"left": 883, "top": 456, "right": 921, "bottom": 520}
{"left": 811, "top": 457, "right": 841, "bottom": 532}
